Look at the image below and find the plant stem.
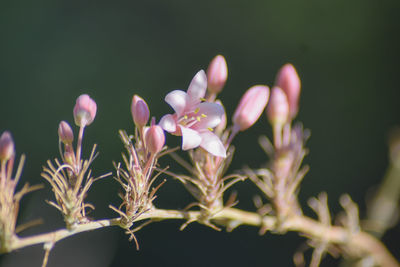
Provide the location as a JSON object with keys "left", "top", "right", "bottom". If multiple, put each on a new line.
{"left": 2, "top": 208, "right": 398, "bottom": 267}
{"left": 142, "top": 208, "right": 399, "bottom": 267}
{"left": 4, "top": 218, "right": 120, "bottom": 253}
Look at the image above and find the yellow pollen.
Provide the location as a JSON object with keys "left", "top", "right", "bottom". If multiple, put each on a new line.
{"left": 196, "top": 116, "right": 201, "bottom": 122}
{"left": 194, "top": 108, "right": 200, "bottom": 114}
{"left": 208, "top": 127, "right": 214, "bottom": 131}
{"left": 184, "top": 115, "right": 188, "bottom": 119}
{"left": 201, "top": 113, "right": 207, "bottom": 118}
{"left": 200, "top": 97, "right": 206, "bottom": 101}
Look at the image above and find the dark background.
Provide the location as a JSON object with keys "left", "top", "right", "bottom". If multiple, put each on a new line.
{"left": 0, "top": 1, "right": 399, "bottom": 266}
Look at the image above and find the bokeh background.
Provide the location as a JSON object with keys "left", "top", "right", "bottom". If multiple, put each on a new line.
{"left": 0, "top": 1, "right": 399, "bottom": 266}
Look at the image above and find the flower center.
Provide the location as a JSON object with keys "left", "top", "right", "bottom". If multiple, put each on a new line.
{"left": 178, "top": 107, "right": 207, "bottom": 128}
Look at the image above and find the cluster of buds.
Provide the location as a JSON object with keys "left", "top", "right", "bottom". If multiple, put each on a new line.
{"left": 41, "top": 94, "right": 109, "bottom": 229}
{"left": 0, "top": 132, "right": 40, "bottom": 251}
{"left": 112, "top": 95, "right": 166, "bottom": 232}
{"left": 267, "top": 64, "right": 301, "bottom": 146}
{"left": 160, "top": 55, "right": 269, "bottom": 226}
{"left": 248, "top": 64, "right": 309, "bottom": 223}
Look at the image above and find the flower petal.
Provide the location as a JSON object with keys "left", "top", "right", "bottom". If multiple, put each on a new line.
{"left": 180, "top": 126, "right": 202, "bottom": 150}
{"left": 187, "top": 70, "right": 207, "bottom": 104}
{"left": 199, "top": 131, "right": 226, "bottom": 158}
{"left": 159, "top": 114, "right": 177, "bottom": 133}
{"left": 165, "top": 90, "right": 188, "bottom": 116}
{"left": 192, "top": 102, "right": 224, "bottom": 130}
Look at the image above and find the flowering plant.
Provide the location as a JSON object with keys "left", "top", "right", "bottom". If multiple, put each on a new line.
{"left": 0, "top": 55, "right": 398, "bottom": 267}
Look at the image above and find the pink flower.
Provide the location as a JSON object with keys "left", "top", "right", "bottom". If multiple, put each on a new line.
{"left": 159, "top": 70, "right": 226, "bottom": 158}
{"left": 73, "top": 94, "right": 97, "bottom": 127}
{"left": 232, "top": 85, "right": 270, "bottom": 131}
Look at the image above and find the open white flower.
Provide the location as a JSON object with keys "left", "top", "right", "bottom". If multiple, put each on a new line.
{"left": 159, "top": 70, "right": 226, "bottom": 157}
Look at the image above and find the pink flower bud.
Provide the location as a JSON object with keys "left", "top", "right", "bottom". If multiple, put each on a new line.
{"left": 73, "top": 94, "right": 97, "bottom": 127}
{"left": 58, "top": 121, "right": 74, "bottom": 144}
{"left": 275, "top": 64, "right": 301, "bottom": 119}
{"left": 145, "top": 125, "right": 165, "bottom": 154}
{"left": 266, "top": 87, "right": 289, "bottom": 126}
{"left": 232, "top": 85, "right": 270, "bottom": 131}
{"left": 207, "top": 55, "right": 228, "bottom": 94}
{"left": 64, "top": 150, "right": 75, "bottom": 166}
{"left": 131, "top": 95, "right": 150, "bottom": 127}
{"left": 0, "top": 131, "right": 15, "bottom": 162}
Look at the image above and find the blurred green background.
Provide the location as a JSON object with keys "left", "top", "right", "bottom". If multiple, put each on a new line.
{"left": 0, "top": 1, "right": 399, "bottom": 266}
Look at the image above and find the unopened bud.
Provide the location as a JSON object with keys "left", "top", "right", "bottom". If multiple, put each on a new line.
{"left": 131, "top": 95, "right": 150, "bottom": 127}
{"left": 64, "top": 150, "right": 75, "bottom": 166}
{"left": 275, "top": 64, "right": 301, "bottom": 119}
{"left": 73, "top": 94, "right": 97, "bottom": 127}
{"left": 207, "top": 55, "right": 228, "bottom": 94}
{"left": 145, "top": 125, "right": 165, "bottom": 155}
{"left": 266, "top": 87, "right": 289, "bottom": 126}
{"left": 58, "top": 121, "right": 74, "bottom": 144}
{"left": 232, "top": 85, "right": 270, "bottom": 131}
{"left": 0, "top": 131, "right": 14, "bottom": 162}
